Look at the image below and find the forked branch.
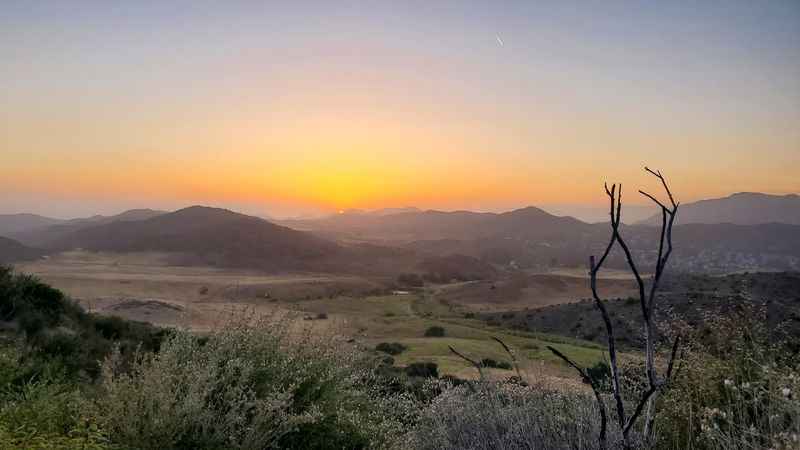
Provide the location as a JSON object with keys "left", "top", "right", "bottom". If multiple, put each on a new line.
{"left": 551, "top": 167, "right": 681, "bottom": 449}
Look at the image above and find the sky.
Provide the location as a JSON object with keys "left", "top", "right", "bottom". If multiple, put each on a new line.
{"left": 1, "top": 0, "right": 798, "bottom": 220}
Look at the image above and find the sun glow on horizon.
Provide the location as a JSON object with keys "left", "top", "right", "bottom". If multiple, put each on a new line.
{"left": 1, "top": 2, "right": 798, "bottom": 218}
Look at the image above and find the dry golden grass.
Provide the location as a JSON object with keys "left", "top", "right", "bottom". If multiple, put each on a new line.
{"left": 16, "top": 251, "right": 608, "bottom": 379}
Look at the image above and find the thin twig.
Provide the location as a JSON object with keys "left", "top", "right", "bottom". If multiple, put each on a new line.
{"left": 491, "top": 336, "right": 523, "bottom": 381}
{"left": 448, "top": 345, "right": 485, "bottom": 381}
{"left": 548, "top": 346, "right": 607, "bottom": 450}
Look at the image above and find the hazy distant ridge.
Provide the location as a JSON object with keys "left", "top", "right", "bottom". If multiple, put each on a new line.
{"left": 637, "top": 192, "right": 800, "bottom": 226}
{"left": 9, "top": 209, "right": 167, "bottom": 247}
{"left": 0, "top": 213, "right": 63, "bottom": 235}
{"left": 48, "top": 206, "right": 339, "bottom": 270}
{"left": 0, "top": 236, "right": 45, "bottom": 263}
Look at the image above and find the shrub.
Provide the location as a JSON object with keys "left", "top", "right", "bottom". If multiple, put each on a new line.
{"left": 424, "top": 326, "right": 445, "bottom": 337}
{"left": 376, "top": 342, "right": 408, "bottom": 356}
{"left": 656, "top": 304, "right": 800, "bottom": 450}
{"left": 0, "top": 343, "right": 113, "bottom": 450}
{"left": 397, "top": 273, "right": 424, "bottom": 288}
{"left": 0, "top": 267, "right": 165, "bottom": 379}
{"left": 479, "top": 358, "right": 512, "bottom": 370}
{"left": 407, "top": 380, "right": 626, "bottom": 450}
{"left": 585, "top": 360, "right": 611, "bottom": 390}
{"left": 97, "top": 317, "right": 409, "bottom": 450}
{"left": 405, "top": 362, "right": 439, "bottom": 378}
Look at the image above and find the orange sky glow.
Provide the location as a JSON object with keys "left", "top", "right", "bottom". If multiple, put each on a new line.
{"left": 1, "top": 2, "right": 798, "bottom": 219}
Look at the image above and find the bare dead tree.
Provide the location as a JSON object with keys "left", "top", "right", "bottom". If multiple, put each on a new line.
{"left": 548, "top": 167, "right": 681, "bottom": 449}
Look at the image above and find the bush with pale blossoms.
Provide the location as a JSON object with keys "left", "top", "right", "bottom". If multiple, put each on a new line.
{"left": 96, "top": 316, "right": 416, "bottom": 450}
{"left": 656, "top": 302, "right": 800, "bottom": 450}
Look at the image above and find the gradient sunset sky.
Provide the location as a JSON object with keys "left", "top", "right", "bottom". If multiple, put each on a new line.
{"left": 2, "top": 1, "right": 798, "bottom": 220}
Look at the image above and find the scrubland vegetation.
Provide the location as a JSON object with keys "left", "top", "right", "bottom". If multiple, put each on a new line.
{"left": 1, "top": 265, "right": 798, "bottom": 449}
{"left": 2, "top": 171, "right": 798, "bottom": 449}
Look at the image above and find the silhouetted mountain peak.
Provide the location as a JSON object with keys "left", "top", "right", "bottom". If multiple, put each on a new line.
{"left": 637, "top": 192, "right": 800, "bottom": 226}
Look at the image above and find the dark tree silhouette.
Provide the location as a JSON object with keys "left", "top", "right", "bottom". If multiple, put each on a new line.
{"left": 549, "top": 166, "right": 682, "bottom": 449}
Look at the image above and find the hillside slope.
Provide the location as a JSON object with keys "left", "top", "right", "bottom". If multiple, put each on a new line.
{"left": 49, "top": 206, "right": 340, "bottom": 270}
{"left": 484, "top": 272, "right": 800, "bottom": 348}
{"left": 11, "top": 209, "right": 167, "bottom": 247}
{"left": 0, "top": 213, "right": 62, "bottom": 235}
{"left": 638, "top": 192, "right": 800, "bottom": 226}
{"left": 282, "top": 206, "right": 593, "bottom": 242}
{"left": 0, "top": 237, "right": 45, "bottom": 263}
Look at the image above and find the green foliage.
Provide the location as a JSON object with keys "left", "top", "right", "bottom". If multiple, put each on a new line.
{"left": 397, "top": 273, "right": 424, "bottom": 287}
{"left": 97, "top": 318, "right": 411, "bottom": 450}
{"left": 479, "top": 358, "right": 512, "bottom": 370}
{"left": 585, "top": 360, "right": 611, "bottom": 390}
{"left": 376, "top": 342, "right": 408, "bottom": 356}
{"left": 405, "top": 362, "right": 439, "bottom": 378}
{"left": 0, "top": 344, "right": 114, "bottom": 450}
{"left": 424, "top": 326, "right": 446, "bottom": 337}
{"left": 0, "top": 266, "right": 165, "bottom": 379}
{"left": 656, "top": 304, "right": 800, "bottom": 450}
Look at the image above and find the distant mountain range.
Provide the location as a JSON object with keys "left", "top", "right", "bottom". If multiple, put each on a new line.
{"left": 1, "top": 192, "right": 799, "bottom": 273}
{"left": 46, "top": 206, "right": 339, "bottom": 271}
{"left": 339, "top": 207, "right": 421, "bottom": 217}
{"left": 8, "top": 209, "right": 166, "bottom": 247}
{"left": 281, "top": 206, "right": 591, "bottom": 243}
{"left": 0, "top": 213, "right": 63, "bottom": 235}
{"left": 0, "top": 236, "right": 45, "bottom": 264}
{"left": 637, "top": 192, "right": 800, "bottom": 226}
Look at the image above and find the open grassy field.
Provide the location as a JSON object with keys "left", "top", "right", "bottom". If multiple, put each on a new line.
{"left": 432, "top": 272, "right": 638, "bottom": 312}
{"left": 15, "top": 251, "right": 610, "bottom": 381}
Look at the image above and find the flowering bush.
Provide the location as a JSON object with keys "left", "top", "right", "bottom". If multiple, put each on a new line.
{"left": 656, "top": 303, "right": 800, "bottom": 449}
{"left": 97, "top": 316, "right": 415, "bottom": 450}
{"left": 406, "top": 379, "right": 635, "bottom": 450}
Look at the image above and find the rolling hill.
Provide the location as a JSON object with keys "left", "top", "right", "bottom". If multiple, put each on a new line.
{"left": 282, "top": 206, "right": 593, "bottom": 243}
{"left": 638, "top": 192, "right": 800, "bottom": 226}
{"left": 0, "top": 213, "right": 63, "bottom": 236}
{"left": 11, "top": 209, "right": 166, "bottom": 247}
{"left": 0, "top": 236, "right": 46, "bottom": 263}
{"left": 285, "top": 205, "right": 800, "bottom": 273}
{"left": 48, "top": 206, "right": 340, "bottom": 271}
{"left": 7, "top": 202, "right": 800, "bottom": 274}
{"left": 483, "top": 272, "right": 800, "bottom": 348}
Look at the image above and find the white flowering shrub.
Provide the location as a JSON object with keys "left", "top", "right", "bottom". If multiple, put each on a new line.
{"left": 96, "top": 316, "right": 413, "bottom": 450}
{"left": 406, "top": 379, "right": 637, "bottom": 450}
{"left": 656, "top": 304, "right": 800, "bottom": 450}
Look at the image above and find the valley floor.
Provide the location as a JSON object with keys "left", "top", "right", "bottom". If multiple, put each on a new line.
{"left": 15, "top": 250, "right": 614, "bottom": 382}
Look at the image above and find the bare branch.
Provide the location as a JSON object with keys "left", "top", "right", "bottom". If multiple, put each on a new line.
{"left": 547, "top": 346, "right": 587, "bottom": 382}
{"left": 491, "top": 336, "right": 523, "bottom": 381}
{"left": 645, "top": 166, "right": 677, "bottom": 210}
{"left": 610, "top": 208, "right": 647, "bottom": 322}
{"left": 448, "top": 345, "right": 485, "bottom": 381}
{"left": 624, "top": 385, "right": 658, "bottom": 436}
{"left": 638, "top": 190, "right": 669, "bottom": 212}
{"left": 646, "top": 208, "right": 668, "bottom": 315}
{"left": 548, "top": 346, "right": 607, "bottom": 450}
{"left": 589, "top": 183, "right": 627, "bottom": 429}
{"left": 665, "top": 335, "right": 681, "bottom": 382}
